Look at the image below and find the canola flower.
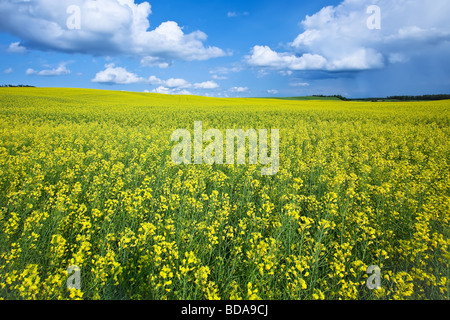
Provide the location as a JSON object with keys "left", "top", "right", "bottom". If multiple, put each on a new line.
{"left": 0, "top": 88, "right": 449, "bottom": 300}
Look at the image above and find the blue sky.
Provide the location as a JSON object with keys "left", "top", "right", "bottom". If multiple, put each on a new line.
{"left": 1, "top": 0, "right": 449, "bottom": 98}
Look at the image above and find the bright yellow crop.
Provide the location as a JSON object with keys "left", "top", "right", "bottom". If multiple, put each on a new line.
{"left": 0, "top": 88, "right": 449, "bottom": 300}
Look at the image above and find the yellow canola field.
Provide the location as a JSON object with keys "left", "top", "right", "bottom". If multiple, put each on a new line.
{"left": 0, "top": 88, "right": 449, "bottom": 300}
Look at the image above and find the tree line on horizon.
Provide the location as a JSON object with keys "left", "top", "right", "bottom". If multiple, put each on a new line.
{"left": 1, "top": 84, "right": 36, "bottom": 88}
{"left": 313, "top": 94, "right": 450, "bottom": 101}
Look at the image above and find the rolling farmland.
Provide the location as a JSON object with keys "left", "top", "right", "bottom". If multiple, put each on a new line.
{"left": 0, "top": 88, "right": 449, "bottom": 300}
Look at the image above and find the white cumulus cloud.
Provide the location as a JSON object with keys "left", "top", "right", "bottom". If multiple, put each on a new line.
{"left": 92, "top": 64, "right": 144, "bottom": 84}
{"left": 211, "top": 75, "right": 228, "bottom": 80}
{"left": 26, "top": 62, "right": 72, "bottom": 76}
{"left": 193, "top": 81, "right": 219, "bottom": 89}
{"left": 152, "top": 86, "right": 192, "bottom": 95}
{"left": 92, "top": 64, "right": 219, "bottom": 91}
{"left": 247, "top": 45, "right": 327, "bottom": 70}
{"left": 140, "top": 56, "right": 170, "bottom": 69}
{"left": 164, "top": 78, "right": 191, "bottom": 89}
{"left": 7, "top": 42, "right": 26, "bottom": 54}
{"left": 0, "top": 0, "right": 225, "bottom": 64}
{"left": 247, "top": 0, "right": 450, "bottom": 72}
{"left": 230, "top": 86, "right": 248, "bottom": 93}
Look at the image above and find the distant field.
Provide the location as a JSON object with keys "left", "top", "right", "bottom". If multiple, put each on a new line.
{"left": 0, "top": 88, "right": 449, "bottom": 300}
{"left": 270, "top": 96, "right": 343, "bottom": 101}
